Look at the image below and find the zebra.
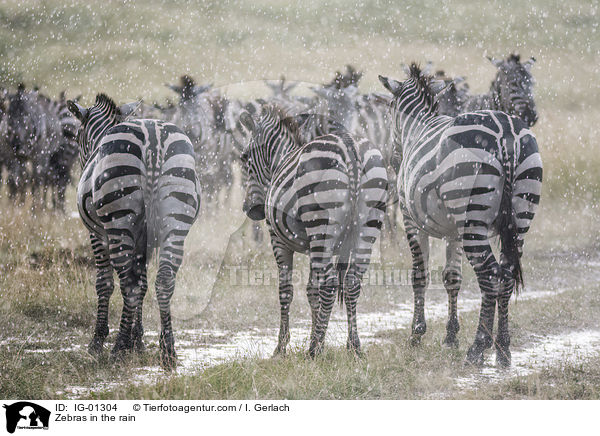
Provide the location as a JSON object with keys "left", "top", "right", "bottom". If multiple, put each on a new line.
{"left": 4, "top": 84, "right": 62, "bottom": 208}
{"left": 444, "top": 54, "right": 538, "bottom": 127}
{"left": 40, "top": 91, "right": 80, "bottom": 212}
{"left": 239, "top": 105, "right": 387, "bottom": 356}
{"left": 432, "top": 70, "right": 469, "bottom": 117}
{"left": 312, "top": 75, "right": 400, "bottom": 250}
{"left": 0, "top": 94, "right": 9, "bottom": 188}
{"left": 379, "top": 64, "right": 542, "bottom": 367}
{"left": 67, "top": 94, "right": 201, "bottom": 368}
{"left": 166, "top": 76, "right": 234, "bottom": 205}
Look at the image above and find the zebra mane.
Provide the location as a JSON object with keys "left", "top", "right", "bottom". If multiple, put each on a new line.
{"left": 94, "top": 93, "right": 119, "bottom": 117}
{"left": 408, "top": 63, "right": 438, "bottom": 113}
{"left": 508, "top": 53, "right": 521, "bottom": 64}
{"left": 262, "top": 104, "right": 301, "bottom": 142}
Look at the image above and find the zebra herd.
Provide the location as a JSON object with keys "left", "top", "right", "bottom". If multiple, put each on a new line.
{"left": 0, "top": 84, "right": 79, "bottom": 211}
{"left": 4, "top": 53, "right": 540, "bottom": 369}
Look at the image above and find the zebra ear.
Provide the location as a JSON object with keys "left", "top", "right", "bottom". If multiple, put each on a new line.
{"left": 67, "top": 100, "right": 87, "bottom": 121}
{"left": 523, "top": 57, "right": 536, "bottom": 71}
{"left": 283, "top": 81, "right": 298, "bottom": 94}
{"left": 432, "top": 80, "right": 455, "bottom": 105}
{"left": 311, "top": 87, "right": 330, "bottom": 99}
{"left": 422, "top": 61, "right": 434, "bottom": 77}
{"left": 487, "top": 56, "right": 503, "bottom": 68}
{"left": 239, "top": 111, "right": 256, "bottom": 134}
{"left": 192, "top": 84, "right": 212, "bottom": 96}
{"left": 378, "top": 75, "right": 402, "bottom": 96}
{"left": 118, "top": 101, "right": 141, "bottom": 120}
{"left": 165, "top": 84, "right": 182, "bottom": 94}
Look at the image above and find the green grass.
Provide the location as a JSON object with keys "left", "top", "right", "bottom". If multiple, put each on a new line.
{"left": 461, "top": 358, "right": 600, "bottom": 400}
{"left": 2, "top": 221, "right": 598, "bottom": 400}
{"left": 89, "top": 284, "right": 600, "bottom": 400}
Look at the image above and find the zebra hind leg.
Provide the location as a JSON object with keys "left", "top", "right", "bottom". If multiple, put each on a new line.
{"left": 442, "top": 240, "right": 462, "bottom": 348}
{"left": 88, "top": 235, "right": 114, "bottom": 356}
{"left": 495, "top": 266, "right": 513, "bottom": 368}
{"left": 464, "top": 241, "right": 500, "bottom": 366}
{"left": 343, "top": 263, "right": 365, "bottom": 356}
{"left": 155, "top": 259, "right": 181, "bottom": 370}
{"left": 403, "top": 216, "right": 430, "bottom": 346}
{"left": 496, "top": 243, "right": 523, "bottom": 368}
{"left": 272, "top": 246, "right": 294, "bottom": 357}
{"left": 306, "top": 269, "right": 320, "bottom": 345}
{"left": 308, "top": 263, "right": 338, "bottom": 358}
{"left": 111, "top": 269, "right": 143, "bottom": 361}
{"left": 132, "top": 253, "right": 148, "bottom": 354}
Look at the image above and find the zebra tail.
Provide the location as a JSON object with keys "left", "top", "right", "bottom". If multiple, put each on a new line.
{"left": 144, "top": 165, "right": 160, "bottom": 264}
{"left": 498, "top": 143, "right": 523, "bottom": 294}
{"left": 337, "top": 133, "right": 361, "bottom": 306}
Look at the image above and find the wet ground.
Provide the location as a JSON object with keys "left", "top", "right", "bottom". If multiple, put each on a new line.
{"left": 2, "top": 243, "right": 598, "bottom": 399}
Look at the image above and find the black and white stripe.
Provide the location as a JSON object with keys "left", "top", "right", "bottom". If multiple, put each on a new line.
{"left": 4, "top": 85, "right": 62, "bottom": 208}
{"left": 441, "top": 54, "right": 538, "bottom": 127}
{"left": 68, "top": 94, "right": 201, "bottom": 369}
{"left": 380, "top": 64, "right": 542, "bottom": 367}
{"left": 239, "top": 106, "right": 387, "bottom": 356}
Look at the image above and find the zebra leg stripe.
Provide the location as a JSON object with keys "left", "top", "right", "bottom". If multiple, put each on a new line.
{"left": 156, "top": 261, "right": 178, "bottom": 368}
{"left": 343, "top": 263, "right": 368, "bottom": 354}
{"left": 496, "top": 253, "right": 514, "bottom": 368}
{"left": 89, "top": 233, "right": 114, "bottom": 355}
{"left": 443, "top": 240, "right": 462, "bottom": 347}
{"left": 132, "top": 267, "right": 148, "bottom": 353}
{"left": 309, "top": 262, "right": 338, "bottom": 357}
{"left": 464, "top": 242, "right": 500, "bottom": 366}
{"left": 306, "top": 268, "right": 320, "bottom": 342}
{"left": 403, "top": 213, "right": 430, "bottom": 346}
{"left": 272, "top": 243, "right": 294, "bottom": 356}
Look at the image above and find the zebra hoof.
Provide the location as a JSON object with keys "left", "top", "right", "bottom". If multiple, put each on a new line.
{"left": 134, "top": 338, "right": 146, "bottom": 353}
{"left": 272, "top": 345, "right": 287, "bottom": 358}
{"left": 110, "top": 333, "right": 133, "bottom": 361}
{"left": 133, "top": 332, "right": 146, "bottom": 354}
{"left": 495, "top": 336, "right": 511, "bottom": 368}
{"left": 160, "top": 352, "right": 177, "bottom": 371}
{"left": 464, "top": 343, "right": 486, "bottom": 367}
{"left": 132, "top": 325, "right": 145, "bottom": 353}
{"left": 412, "top": 322, "right": 427, "bottom": 336}
{"left": 442, "top": 336, "right": 459, "bottom": 348}
{"left": 159, "top": 332, "right": 177, "bottom": 370}
{"left": 88, "top": 336, "right": 105, "bottom": 356}
{"left": 495, "top": 349, "right": 511, "bottom": 368}
{"left": 409, "top": 334, "right": 423, "bottom": 347}
{"left": 346, "top": 339, "right": 362, "bottom": 357}
{"left": 308, "top": 340, "right": 323, "bottom": 359}
{"left": 110, "top": 347, "right": 129, "bottom": 363}
{"left": 347, "top": 346, "right": 364, "bottom": 359}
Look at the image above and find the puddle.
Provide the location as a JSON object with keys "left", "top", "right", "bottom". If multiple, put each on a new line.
{"left": 454, "top": 329, "right": 600, "bottom": 391}
{"left": 51, "top": 286, "right": 570, "bottom": 398}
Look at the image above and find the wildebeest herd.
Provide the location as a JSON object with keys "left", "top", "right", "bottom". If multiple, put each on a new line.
{"left": 1, "top": 53, "right": 542, "bottom": 370}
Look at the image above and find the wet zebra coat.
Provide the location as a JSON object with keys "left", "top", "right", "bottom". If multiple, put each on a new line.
{"left": 441, "top": 54, "right": 538, "bottom": 127}
{"left": 4, "top": 85, "right": 62, "bottom": 206}
{"left": 240, "top": 106, "right": 387, "bottom": 357}
{"left": 40, "top": 93, "right": 80, "bottom": 211}
{"left": 379, "top": 64, "right": 542, "bottom": 367}
{"left": 68, "top": 94, "right": 201, "bottom": 369}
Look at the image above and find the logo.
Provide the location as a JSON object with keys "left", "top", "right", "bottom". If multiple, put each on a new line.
{"left": 3, "top": 402, "right": 50, "bottom": 434}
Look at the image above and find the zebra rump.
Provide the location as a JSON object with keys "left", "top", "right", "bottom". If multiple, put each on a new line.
{"left": 69, "top": 94, "right": 201, "bottom": 369}
{"left": 240, "top": 106, "right": 387, "bottom": 356}
{"left": 379, "top": 63, "right": 542, "bottom": 367}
